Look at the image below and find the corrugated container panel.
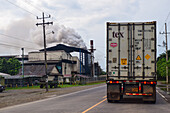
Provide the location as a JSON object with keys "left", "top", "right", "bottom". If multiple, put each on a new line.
{"left": 107, "top": 22, "right": 156, "bottom": 80}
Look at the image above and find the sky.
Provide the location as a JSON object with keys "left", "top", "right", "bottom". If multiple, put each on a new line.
{"left": 0, "top": 0, "right": 170, "bottom": 71}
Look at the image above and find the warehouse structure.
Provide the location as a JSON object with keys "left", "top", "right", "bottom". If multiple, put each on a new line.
{"left": 0, "top": 44, "right": 103, "bottom": 86}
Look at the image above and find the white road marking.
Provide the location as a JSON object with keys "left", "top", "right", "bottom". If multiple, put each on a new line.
{"left": 0, "top": 85, "right": 106, "bottom": 111}
{"left": 156, "top": 90, "right": 168, "bottom": 101}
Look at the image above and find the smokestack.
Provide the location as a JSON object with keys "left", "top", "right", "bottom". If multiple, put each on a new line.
{"left": 90, "top": 40, "right": 94, "bottom": 52}
{"left": 89, "top": 40, "right": 96, "bottom": 77}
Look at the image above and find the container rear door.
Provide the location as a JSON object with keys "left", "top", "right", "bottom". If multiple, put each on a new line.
{"left": 107, "top": 22, "right": 156, "bottom": 80}
{"left": 107, "top": 23, "right": 130, "bottom": 79}
{"left": 133, "top": 23, "right": 156, "bottom": 80}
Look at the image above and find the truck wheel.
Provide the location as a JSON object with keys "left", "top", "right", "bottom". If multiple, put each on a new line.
{"left": 40, "top": 84, "right": 44, "bottom": 88}
{"left": 120, "top": 95, "right": 123, "bottom": 100}
{"left": 54, "top": 84, "right": 58, "bottom": 88}
{"left": 107, "top": 99, "right": 112, "bottom": 103}
{"left": 151, "top": 100, "right": 156, "bottom": 104}
{"left": 50, "top": 85, "right": 53, "bottom": 88}
{"left": 113, "top": 100, "right": 119, "bottom": 103}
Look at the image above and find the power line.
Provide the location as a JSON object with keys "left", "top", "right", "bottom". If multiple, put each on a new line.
{"left": 22, "top": 0, "right": 59, "bottom": 22}
{"left": 165, "top": 12, "right": 170, "bottom": 22}
{"left": 0, "top": 42, "right": 39, "bottom": 50}
{"left": 159, "top": 11, "right": 170, "bottom": 34}
{"left": 0, "top": 33, "right": 37, "bottom": 45}
{"left": 23, "top": 0, "right": 44, "bottom": 13}
{"left": 5, "top": 0, "right": 37, "bottom": 17}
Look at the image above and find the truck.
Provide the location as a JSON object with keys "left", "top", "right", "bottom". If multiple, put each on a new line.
{"left": 39, "top": 75, "right": 58, "bottom": 88}
{"left": 106, "top": 21, "right": 157, "bottom": 103}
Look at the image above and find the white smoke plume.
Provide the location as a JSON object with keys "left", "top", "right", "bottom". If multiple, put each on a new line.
{"left": 31, "top": 23, "right": 87, "bottom": 49}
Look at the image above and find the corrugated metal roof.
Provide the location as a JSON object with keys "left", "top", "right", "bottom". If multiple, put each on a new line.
{"left": 40, "top": 44, "right": 90, "bottom": 53}
{"left": 17, "top": 65, "right": 56, "bottom": 76}
{"left": 0, "top": 72, "right": 11, "bottom": 78}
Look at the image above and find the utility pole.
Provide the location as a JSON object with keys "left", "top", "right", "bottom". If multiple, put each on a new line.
{"left": 89, "top": 40, "right": 96, "bottom": 77}
{"left": 36, "top": 12, "right": 53, "bottom": 92}
{"left": 160, "top": 23, "right": 169, "bottom": 84}
{"left": 21, "top": 48, "right": 24, "bottom": 86}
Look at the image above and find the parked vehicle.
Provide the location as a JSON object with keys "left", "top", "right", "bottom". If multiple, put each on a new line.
{"left": 106, "top": 21, "right": 157, "bottom": 103}
{"left": 39, "top": 75, "right": 58, "bottom": 88}
{"left": 0, "top": 84, "right": 5, "bottom": 92}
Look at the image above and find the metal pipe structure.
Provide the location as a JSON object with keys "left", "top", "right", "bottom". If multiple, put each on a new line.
{"left": 79, "top": 49, "right": 81, "bottom": 75}
{"left": 82, "top": 52, "right": 83, "bottom": 74}
{"left": 21, "top": 48, "right": 24, "bottom": 86}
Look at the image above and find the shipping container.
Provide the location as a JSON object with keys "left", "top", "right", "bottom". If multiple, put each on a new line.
{"left": 106, "top": 21, "right": 157, "bottom": 103}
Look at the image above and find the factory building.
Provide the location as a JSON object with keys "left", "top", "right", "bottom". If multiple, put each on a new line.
{"left": 0, "top": 44, "right": 106, "bottom": 86}
{"left": 28, "top": 44, "right": 91, "bottom": 76}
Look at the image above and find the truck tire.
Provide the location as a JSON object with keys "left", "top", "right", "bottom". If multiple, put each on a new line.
{"left": 50, "top": 85, "right": 53, "bottom": 88}
{"left": 151, "top": 100, "right": 156, "bottom": 104}
{"left": 54, "top": 84, "right": 58, "bottom": 88}
{"left": 40, "top": 84, "right": 44, "bottom": 88}
{"left": 120, "top": 95, "right": 123, "bottom": 100}
{"left": 107, "top": 99, "right": 112, "bottom": 103}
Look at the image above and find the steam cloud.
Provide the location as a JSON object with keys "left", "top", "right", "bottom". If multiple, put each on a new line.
{"left": 31, "top": 23, "right": 87, "bottom": 49}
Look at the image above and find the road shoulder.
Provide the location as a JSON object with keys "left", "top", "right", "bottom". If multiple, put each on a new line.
{"left": 0, "top": 83, "right": 105, "bottom": 109}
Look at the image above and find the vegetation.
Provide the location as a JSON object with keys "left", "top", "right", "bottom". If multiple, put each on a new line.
{"left": 6, "top": 85, "right": 40, "bottom": 90}
{"left": 6, "top": 81, "right": 105, "bottom": 90}
{"left": 0, "top": 58, "right": 21, "bottom": 75}
{"left": 157, "top": 50, "right": 170, "bottom": 80}
{"left": 100, "top": 70, "right": 106, "bottom": 75}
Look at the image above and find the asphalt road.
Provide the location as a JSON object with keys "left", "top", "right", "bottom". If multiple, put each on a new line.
{"left": 0, "top": 85, "right": 170, "bottom": 113}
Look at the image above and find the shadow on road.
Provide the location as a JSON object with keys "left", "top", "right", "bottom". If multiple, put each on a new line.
{"left": 107, "top": 94, "right": 167, "bottom": 105}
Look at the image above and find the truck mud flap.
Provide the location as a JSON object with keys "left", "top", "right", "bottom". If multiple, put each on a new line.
{"left": 143, "top": 85, "right": 156, "bottom": 103}
{"left": 107, "top": 84, "right": 121, "bottom": 101}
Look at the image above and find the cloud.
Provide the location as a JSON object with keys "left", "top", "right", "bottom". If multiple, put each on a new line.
{"left": 31, "top": 23, "right": 87, "bottom": 49}
{"left": 0, "top": 16, "right": 39, "bottom": 55}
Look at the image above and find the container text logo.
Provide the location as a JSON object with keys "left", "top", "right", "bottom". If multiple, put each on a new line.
{"left": 110, "top": 43, "right": 117, "bottom": 47}
{"left": 112, "top": 32, "right": 124, "bottom": 38}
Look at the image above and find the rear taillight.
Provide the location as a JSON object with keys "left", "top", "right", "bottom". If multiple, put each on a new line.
{"left": 116, "top": 81, "right": 119, "bottom": 83}
{"left": 109, "top": 81, "right": 120, "bottom": 84}
{"left": 141, "top": 81, "right": 157, "bottom": 84}
{"left": 126, "top": 93, "right": 153, "bottom": 96}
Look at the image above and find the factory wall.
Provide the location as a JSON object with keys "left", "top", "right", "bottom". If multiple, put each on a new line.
{"left": 28, "top": 50, "right": 71, "bottom": 62}
{"left": 28, "top": 50, "right": 90, "bottom": 76}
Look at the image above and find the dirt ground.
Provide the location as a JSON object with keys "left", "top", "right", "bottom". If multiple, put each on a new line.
{"left": 0, "top": 83, "right": 105, "bottom": 108}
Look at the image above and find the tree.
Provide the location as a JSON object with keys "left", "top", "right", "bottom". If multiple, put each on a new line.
{"left": 100, "top": 70, "right": 106, "bottom": 75}
{"left": 157, "top": 50, "right": 170, "bottom": 80}
{"left": 157, "top": 50, "right": 170, "bottom": 61}
{"left": 0, "top": 58, "right": 21, "bottom": 75}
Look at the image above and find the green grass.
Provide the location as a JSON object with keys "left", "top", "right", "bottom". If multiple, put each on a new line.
{"left": 6, "top": 85, "right": 40, "bottom": 90}
{"left": 54, "top": 81, "right": 106, "bottom": 88}
{"left": 58, "top": 84, "right": 82, "bottom": 88}
{"left": 5, "top": 81, "right": 106, "bottom": 90}
{"left": 86, "top": 81, "right": 106, "bottom": 85}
